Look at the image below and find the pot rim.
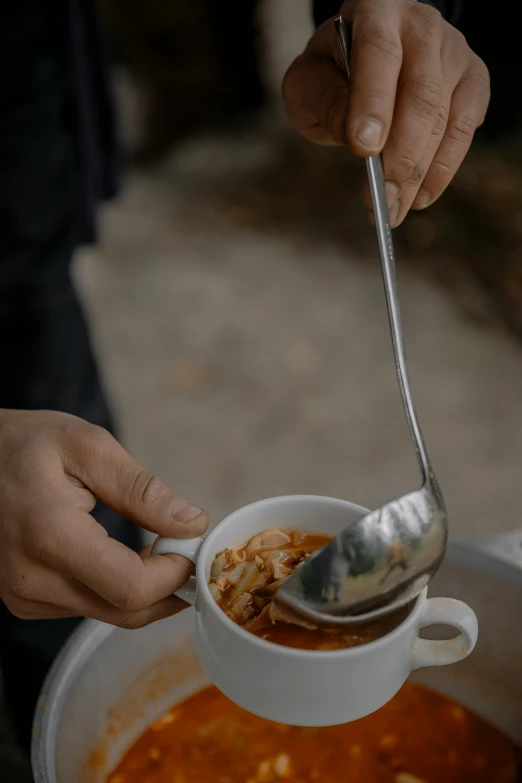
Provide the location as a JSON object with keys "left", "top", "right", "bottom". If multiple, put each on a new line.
{"left": 32, "top": 531, "right": 522, "bottom": 783}
{"left": 31, "top": 619, "right": 111, "bottom": 783}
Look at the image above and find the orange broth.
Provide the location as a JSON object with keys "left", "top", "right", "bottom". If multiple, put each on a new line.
{"left": 108, "top": 682, "right": 519, "bottom": 783}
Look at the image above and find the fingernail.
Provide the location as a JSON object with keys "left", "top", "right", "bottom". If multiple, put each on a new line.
{"left": 385, "top": 181, "right": 400, "bottom": 207}
{"left": 389, "top": 201, "right": 400, "bottom": 225}
{"left": 354, "top": 118, "right": 384, "bottom": 150}
{"left": 172, "top": 503, "right": 203, "bottom": 524}
{"left": 414, "top": 189, "right": 431, "bottom": 209}
{"left": 367, "top": 208, "right": 375, "bottom": 226}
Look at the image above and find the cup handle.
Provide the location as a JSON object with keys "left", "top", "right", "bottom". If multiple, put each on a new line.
{"left": 411, "top": 597, "right": 478, "bottom": 670}
{"left": 151, "top": 536, "right": 205, "bottom": 606}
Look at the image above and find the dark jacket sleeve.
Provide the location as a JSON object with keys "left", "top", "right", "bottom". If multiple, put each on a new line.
{"left": 313, "top": 1, "right": 463, "bottom": 28}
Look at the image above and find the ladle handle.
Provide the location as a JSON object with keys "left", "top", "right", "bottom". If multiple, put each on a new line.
{"left": 335, "top": 16, "right": 434, "bottom": 488}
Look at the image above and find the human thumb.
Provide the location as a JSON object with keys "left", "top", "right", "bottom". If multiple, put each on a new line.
{"left": 65, "top": 425, "right": 208, "bottom": 538}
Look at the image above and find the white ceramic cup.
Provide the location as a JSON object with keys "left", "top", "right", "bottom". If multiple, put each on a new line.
{"left": 152, "top": 495, "right": 478, "bottom": 726}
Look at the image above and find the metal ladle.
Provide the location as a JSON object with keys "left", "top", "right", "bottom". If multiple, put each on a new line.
{"left": 275, "top": 15, "right": 448, "bottom": 627}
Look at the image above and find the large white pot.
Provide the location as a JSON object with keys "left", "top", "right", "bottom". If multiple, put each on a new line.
{"left": 32, "top": 533, "right": 522, "bottom": 782}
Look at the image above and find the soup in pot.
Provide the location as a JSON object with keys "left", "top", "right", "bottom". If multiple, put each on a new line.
{"left": 108, "top": 682, "right": 519, "bottom": 783}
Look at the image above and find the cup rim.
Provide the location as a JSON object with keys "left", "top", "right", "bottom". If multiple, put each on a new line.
{"left": 196, "top": 494, "right": 425, "bottom": 659}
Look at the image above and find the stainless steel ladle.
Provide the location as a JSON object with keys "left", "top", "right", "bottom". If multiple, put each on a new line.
{"left": 275, "top": 16, "right": 448, "bottom": 627}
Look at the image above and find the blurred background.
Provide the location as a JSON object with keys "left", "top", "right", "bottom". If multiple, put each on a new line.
{"left": 79, "top": 0, "right": 522, "bottom": 540}
{"left": 2, "top": 0, "right": 522, "bottom": 778}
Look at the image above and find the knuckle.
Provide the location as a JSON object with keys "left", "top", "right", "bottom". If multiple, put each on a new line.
{"left": 448, "top": 113, "right": 477, "bottom": 143}
{"left": 471, "top": 56, "right": 491, "bottom": 99}
{"left": 131, "top": 470, "right": 171, "bottom": 512}
{"left": 82, "top": 423, "right": 114, "bottom": 452}
{"left": 117, "top": 595, "right": 145, "bottom": 615}
{"left": 451, "top": 27, "right": 468, "bottom": 53}
{"left": 323, "top": 90, "right": 349, "bottom": 144}
{"left": 118, "top": 614, "right": 148, "bottom": 631}
{"left": 282, "top": 54, "right": 330, "bottom": 139}
{"left": 408, "top": 76, "right": 442, "bottom": 117}
{"left": 42, "top": 412, "right": 92, "bottom": 452}
{"left": 476, "top": 57, "right": 490, "bottom": 86}
{"left": 359, "top": 84, "right": 396, "bottom": 112}
{"left": 431, "top": 158, "right": 454, "bottom": 179}
{"left": 411, "top": 3, "right": 443, "bottom": 41}
{"left": 357, "top": 28, "right": 402, "bottom": 68}
{"left": 415, "top": 1, "right": 442, "bottom": 24}
{"left": 392, "top": 153, "right": 425, "bottom": 184}
{"left": 459, "top": 59, "right": 490, "bottom": 129}
{"left": 288, "top": 51, "right": 350, "bottom": 144}
{"left": 65, "top": 421, "right": 116, "bottom": 469}
{"left": 116, "top": 581, "right": 148, "bottom": 614}
{"left": 431, "top": 105, "right": 449, "bottom": 138}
